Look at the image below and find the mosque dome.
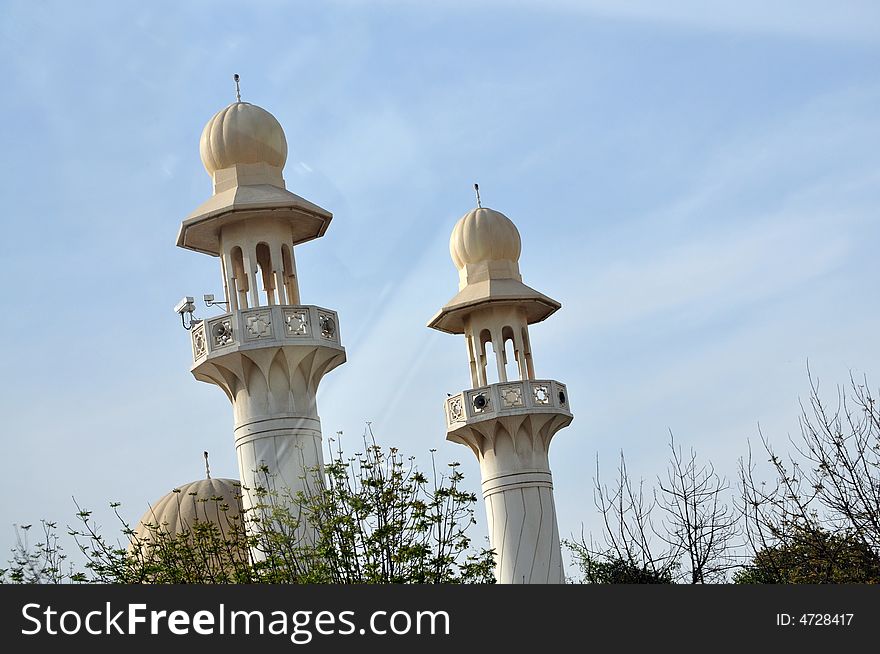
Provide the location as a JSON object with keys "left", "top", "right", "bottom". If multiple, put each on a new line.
{"left": 199, "top": 102, "right": 288, "bottom": 175}
{"left": 449, "top": 207, "right": 522, "bottom": 270}
{"left": 132, "top": 477, "right": 243, "bottom": 543}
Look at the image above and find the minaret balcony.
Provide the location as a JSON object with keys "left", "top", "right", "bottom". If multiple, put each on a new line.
{"left": 445, "top": 379, "right": 571, "bottom": 430}
{"left": 190, "top": 305, "right": 343, "bottom": 364}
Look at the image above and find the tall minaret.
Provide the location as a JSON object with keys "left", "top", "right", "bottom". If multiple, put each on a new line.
{"left": 428, "top": 196, "right": 572, "bottom": 583}
{"left": 176, "top": 90, "right": 345, "bottom": 526}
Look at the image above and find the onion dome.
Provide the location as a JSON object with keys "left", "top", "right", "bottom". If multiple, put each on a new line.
{"left": 178, "top": 99, "right": 332, "bottom": 256}
{"left": 199, "top": 102, "right": 288, "bottom": 174}
{"left": 428, "top": 203, "right": 560, "bottom": 334}
{"left": 449, "top": 207, "right": 522, "bottom": 269}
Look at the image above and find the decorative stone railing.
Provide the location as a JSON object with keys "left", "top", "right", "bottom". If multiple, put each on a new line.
{"left": 445, "top": 379, "right": 570, "bottom": 429}
{"left": 190, "top": 305, "right": 342, "bottom": 362}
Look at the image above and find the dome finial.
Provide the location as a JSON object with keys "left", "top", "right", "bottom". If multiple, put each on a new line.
{"left": 474, "top": 182, "right": 482, "bottom": 208}
{"left": 233, "top": 73, "right": 241, "bottom": 102}
{"left": 203, "top": 450, "right": 211, "bottom": 479}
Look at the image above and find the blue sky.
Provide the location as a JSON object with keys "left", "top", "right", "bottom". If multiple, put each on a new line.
{"left": 1, "top": 1, "right": 879, "bottom": 572}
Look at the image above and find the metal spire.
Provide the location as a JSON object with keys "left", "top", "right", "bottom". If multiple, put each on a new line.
{"left": 233, "top": 73, "right": 241, "bottom": 102}
{"left": 203, "top": 450, "right": 211, "bottom": 479}
{"left": 474, "top": 183, "right": 482, "bottom": 208}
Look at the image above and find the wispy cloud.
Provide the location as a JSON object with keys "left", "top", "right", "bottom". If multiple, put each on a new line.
{"left": 344, "top": 0, "right": 880, "bottom": 43}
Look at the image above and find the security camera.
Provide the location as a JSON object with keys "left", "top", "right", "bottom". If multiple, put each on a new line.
{"left": 203, "top": 293, "right": 229, "bottom": 311}
{"left": 174, "top": 296, "right": 196, "bottom": 315}
{"left": 473, "top": 393, "right": 488, "bottom": 411}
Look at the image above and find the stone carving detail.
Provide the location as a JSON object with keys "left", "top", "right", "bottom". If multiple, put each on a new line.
{"left": 472, "top": 391, "right": 491, "bottom": 413}
{"left": 319, "top": 313, "right": 337, "bottom": 340}
{"left": 192, "top": 323, "right": 207, "bottom": 360}
{"left": 448, "top": 396, "right": 464, "bottom": 422}
{"left": 499, "top": 385, "right": 524, "bottom": 408}
{"left": 533, "top": 384, "right": 550, "bottom": 405}
{"left": 245, "top": 312, "right": 272, "bottom": 339}
{"left": 284, "top": 310, "right": 309, "bottom": 336}
{"left": 211, "top": 319, "right": 234, "bottom": 347}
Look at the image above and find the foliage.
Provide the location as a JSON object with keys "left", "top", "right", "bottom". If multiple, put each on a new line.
{"left": 252, "top": 438, "right": 495, "bottom": 583}
{"left": 2, "top": 521, "right": 71, "bottom": 584}
{"left": 8, "top": 370, "right": 880, "bottom": 585}
{"left": 567, "top": 371, "right": 880, "bottom": 584}
{"left": 1, "top": 437, "right": 494, "bottom": 584}
{"left": 657, "top": 435, "right": 738, "bottom": 583}
{"left": 738, "top": 371, "right": 880, "bottom": 583}
{"left": 566, "top": 435, "right": 737, "bottom": 583}
{"left": 565, "top": 539, "right": 673, "bottom": 584}
{"left": 733, "top": 525, "right": 880, "bottom": 584}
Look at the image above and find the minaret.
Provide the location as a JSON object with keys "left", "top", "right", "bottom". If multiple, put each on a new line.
{"left": 176, "top": 89, "right": 345, "bottom": 528}
{"left": 428, "top": 195, "right": 572, "bottom": 583}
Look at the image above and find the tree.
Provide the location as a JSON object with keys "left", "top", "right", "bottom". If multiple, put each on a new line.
{"left": 734, "top": 525, "right": 880, "bottom": 584}
{"left": 1, "top": 436, "right": 495, "bottom": 584}
{"left": 569, "top": 450, "right": 678, "bottom": 583}
{"left": 657, "top": 435, "right": 739, "bottom": 583}
{"left": 738, "top": 370, "right": 880, "bottom": 583}
{"left": 253, "top": 437, "right": 495, "bottom": 583}
{"left": 566, "top": 435, "right": 738, "bottom": 584}
{"left": 566, "top": 540, "right": 673, "bottom": 584}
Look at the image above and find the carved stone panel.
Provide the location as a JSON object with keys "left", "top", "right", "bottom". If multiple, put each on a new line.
{"left": 532, "top": 383, "right": 550, "bottom": 406}
{"left": 283, "top": 309, "right": 309, "bottom": 337}
{"left": 210, "top": 318, "right": 235, "bottom": 348}
{"left": 556, "top": 383, "right": 568, "bottom": 408}
{"left": 447, "top": 395, "right": 464, "bottom": 424}
{"left": 470, "top": 389, "right": 492, "bottom": 414}
{"left": 191, "top": 322, "right": 207, "bottom": 360}
{"left": 244, "top": 311, "right": 273, "bottom": 340}
{"left": 499, "top": 383, "right": 525, "bottom": 409}
{"left": 318, "top": 312, "right": 337, "bottom": 340}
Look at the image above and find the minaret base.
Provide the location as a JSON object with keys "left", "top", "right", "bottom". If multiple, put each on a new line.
{"left": 234, "top": 414, "right": 324, "bottom": 504}
{"left": 445, "top": 379, "right": 572, "bottom": 584}
{"left": 482, "top": 468, "right": 564, "bottom": 583}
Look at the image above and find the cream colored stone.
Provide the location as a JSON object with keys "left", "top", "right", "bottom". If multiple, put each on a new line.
{"left": 449, "top": 207, "right": 521, "bottom": 270}
{"left": 200, "top": 102, "right": 287, "bottom": 174}
{"left": 133, "top": 477, "right": 243, "bottom": 542}
{"left": 430, "top": 203, "right": 573, "bottom": 584}
{"left": 177, "top": 98, "right": 346, "bottom": 549}
{"left": 430, "top": 206, "right": 560, "bottom": 335}
{"left": 178, "top": 101, "right": 331, "bottom": 257}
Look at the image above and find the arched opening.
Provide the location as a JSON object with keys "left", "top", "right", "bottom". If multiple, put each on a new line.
{"left": 230, "top": 246, "right": 248, "bottom": 310}
{"left": 502, "top": 326, "right": 519, "bottom": 381}
{"left": 255, "top": 242, "right": 275, "bottom": 306}
{"left": 281, "top": 244, "right": 300, "bottom": 305}
{"left": 484, "top": 341, "right": 500, "bottom": 385}
{"left": 219, "top": 254, "right": 231, "bottom": 310}
{"left": 466, "top": 332, "right": 479, "bottom": 388}
{"left": 521, "top": 326, "right": 535, "bottom": 380}
{"left": 478, "top": 329, "right": 493, "bottom": 386}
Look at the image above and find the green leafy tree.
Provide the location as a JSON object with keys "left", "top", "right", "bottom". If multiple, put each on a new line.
{"left": 565, "top": 539, "right": 674, "bottom": 584}
{"left": 252, "top": 438, "right": 495, "bottom": 583}
{"left": 1, "top": 438, "right": 495, "bottom": 584}
{"left": 734, "top": 525, "right": 880, "bottom": 584}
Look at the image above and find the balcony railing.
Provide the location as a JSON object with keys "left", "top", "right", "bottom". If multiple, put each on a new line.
{"left": 445, "top": 380, "right": 570, "bottom": 428}
{"left": 191, "top": 305, "right": 342, "bottom": 362}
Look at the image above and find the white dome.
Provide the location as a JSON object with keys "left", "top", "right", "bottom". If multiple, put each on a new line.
{"left": 199, "top": 102, "right": 288, "bottom": 174}
{"left": 133, "top": 477, "right": 243, "bottom": 542}
{"left": 449, "top": 207, "right": 522, "bottom": 270}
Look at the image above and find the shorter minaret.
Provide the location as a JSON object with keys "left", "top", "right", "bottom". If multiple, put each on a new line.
{"left": 428, "top": 193, "right": 572, "bottom": 583}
